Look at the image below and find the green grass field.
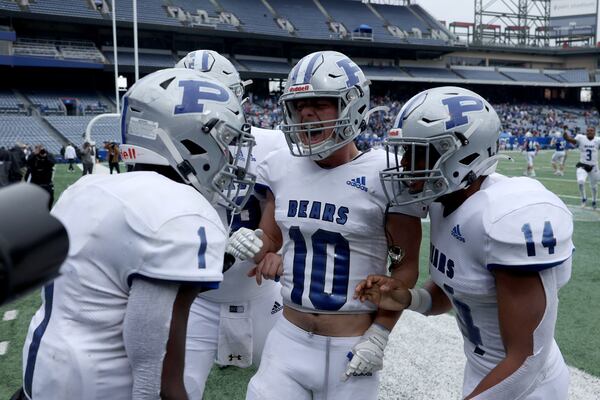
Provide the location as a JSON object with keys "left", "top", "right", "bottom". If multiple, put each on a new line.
{"left": 1, "top": 152, "right": 599, "bottom": 399}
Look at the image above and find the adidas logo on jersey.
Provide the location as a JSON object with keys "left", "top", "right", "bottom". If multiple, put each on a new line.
{"left": 271, "top": 301, "right": 283, "bottom": 315}
{"left": 451, "top": 225, "right": 465, "bottom": 243}
{"left": 346, "top": 176, "right": 368, "bottom": 192}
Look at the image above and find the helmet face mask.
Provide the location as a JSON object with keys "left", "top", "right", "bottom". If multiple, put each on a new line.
{"left": 280, "top": 51, "right": 370, "bottom": 160}
{"left": 380, "top": 87, "right": 501, "bottom": 207}
{"left": 121, "top": 68, "right": 256, "bottom": 213}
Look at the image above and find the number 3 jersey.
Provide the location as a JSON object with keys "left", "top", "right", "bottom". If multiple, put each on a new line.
{"left": 22, "top": 172, "right": 227, "bottom": 400}
{"left": 256, "top": 147, "right": 426, "bottom": 314}
{"left": 427, "top": 173, "right": 573, "bottom": 392}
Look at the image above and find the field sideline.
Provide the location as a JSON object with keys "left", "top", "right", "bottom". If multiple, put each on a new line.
{"left": 1, "top": 150, "right": 599, "bottom": 399}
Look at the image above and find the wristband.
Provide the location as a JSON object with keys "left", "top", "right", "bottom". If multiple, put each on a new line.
{"left": 407, "top": 287, "right": 432, "bottom": 315}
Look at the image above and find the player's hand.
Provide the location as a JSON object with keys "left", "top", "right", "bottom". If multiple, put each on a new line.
{"left": 353, "top": 275, "right": 411, "bottom": 311}
{"left": 226, "top": 228, "right": 263, "bottom": 261}
{"left": 248, "top": 252, "right": 282, "bottom": 285}
{"left": 343, "top": 323, "right": 389, "bottom": 381}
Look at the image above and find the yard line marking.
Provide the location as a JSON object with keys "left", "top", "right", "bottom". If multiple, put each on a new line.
{"left": 0, "top": 341, "right": 8, "bottom": 356}
{"left": 3, "top": 310, "right": 18, "bottom": 321}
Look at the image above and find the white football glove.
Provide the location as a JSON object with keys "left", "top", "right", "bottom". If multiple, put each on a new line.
{"left": 343, "top": 323, "right": 389, "bottom": 381}
{"left": 226, "top": 228, "right": 263, "bottom": 261}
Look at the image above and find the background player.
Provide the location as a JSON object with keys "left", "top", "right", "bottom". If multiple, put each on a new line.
{"left": 227, "top": 51, "right": 425, "bottom": 400}
{"left": 363, "top": 86, "right": 573, "bottom": 399}
{"left": 18, "top": 68, "right": 256, "bottom": 400}
{"left": 563, "top": 126, "right": 600, "bottom": 210}
{"left": 522, "top": 131, "right": 540, "bottom": 177}
{"left": 175, "top": 49, "right": 287, "bottom": 398}
{"left": 550, "top": 130, "right": 567, "bottom": 176}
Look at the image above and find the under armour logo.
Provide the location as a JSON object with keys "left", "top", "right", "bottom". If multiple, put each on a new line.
{"left": 229, "top": 354, "right": 242, "bottom": 362}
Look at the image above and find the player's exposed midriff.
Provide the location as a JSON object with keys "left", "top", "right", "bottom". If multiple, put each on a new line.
{"left": 283, "top": 306, "right": 374, "bottom": 337}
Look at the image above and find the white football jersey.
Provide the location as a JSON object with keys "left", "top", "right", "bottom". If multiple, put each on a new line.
{"left": 201, "top": 127, "right": 288, "bottom": 302}
{"left": 574, "top": 134, "right": 600, "bottom": 165}
{"left": 427, "top": 174, "right": 573, "bottom": 391}
{"left": 22, "top": 172, "right": 227, "bottom": 400}
{"left": 257, "top": 147, "right": 426, "bottom": 314}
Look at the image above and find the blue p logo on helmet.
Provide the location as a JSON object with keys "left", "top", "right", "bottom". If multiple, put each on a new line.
{"left": 442, "top": 96, "right": 484, "bottom": 130}
{"left": 174, "top": 80, "right": 230, "bottom": 114}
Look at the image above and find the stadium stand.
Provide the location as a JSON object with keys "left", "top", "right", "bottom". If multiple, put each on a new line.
{"left": 236, "top": 56, "right": 290, "bottom": 75}
{"left": 498, "top": 67, "right": 558, "bottom": 83}
{"left": 451, "top": 66, "right": 511, "bottom": 82}
{"left": 170, "top": 0, "right": 238, "bottom": 31}
{"left": 268, "top": 0, "right": 333, "bottom": 40}
{"left": 0, "top": 116, "right": 62, "bottom": 153}
{"left": 217, "top": 0, "right": 284, "bottom": 36}
{"left": 45, "top": 116, "right": 120, "bottom": 145}
{"left": 0, "top": 0, "right": 19, "bottom": 12}
{"left": 25, "top": 92, "right": 66, "bottom": 115}
{"left": 0, "top": 91, "right": 28, "bottom": 115}
{"left": 26, "top": 0, "right": 103, "bottom": 19}
{"left": 403, "top": 66, "right": 462, "bottom": 80}
{"left": 103, "top": 50, "right": 176, "bottom": 67}
{"left": 360, "top": 65, "right": 410, "bottom": 80}
{"left": 113, "top": 0, "right": 179, "bottom": 26}
{"left": 320, "top": 0, "right": 391, "bottom": 42}
{"left": 373, "top": 3, "right": 430, "bottom": 34}
{"left": 12, "top": 39, "right": 60, "bottom": 59}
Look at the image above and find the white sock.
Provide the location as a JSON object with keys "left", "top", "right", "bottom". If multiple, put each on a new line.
{"left": 592, "top": 186, "right": 597, "bottom": 203}
{"left": 579, "top": 183, "right": 587, "bottom": 201}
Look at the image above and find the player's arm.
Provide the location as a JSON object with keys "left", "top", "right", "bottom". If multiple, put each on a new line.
{"left": 464, "top": 269, "right": 547, "bottom": 399}
{"left": 123, "top": 278, "right": 201, "bottom": 400}
{"left": 344, "top": 213, "right": 422, "bottom": 380}
{"left": 562, "top": 131, "right": 577, "bottom": 145}
{"left": 254, "top": 190, "right": 282, "bottom": 261}
{"left": 354, "top": 276, "right": 452, "bottom": 315}
{"left": 373, "top": 212, "right": 422, "bottom": 330}
{"left": 225, "top": 190, "right": 282, "bottom": 264}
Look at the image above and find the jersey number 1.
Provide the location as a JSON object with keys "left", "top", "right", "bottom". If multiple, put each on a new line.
{"left": 289, "top": 226, "right": 350, "bottom": 311}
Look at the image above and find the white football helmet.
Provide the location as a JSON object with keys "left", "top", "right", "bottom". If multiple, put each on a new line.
{"left": 120, "top": 68, "right": 256, "bottom": 212}
{"left": 279, "top": 51, "right": 370, "bottom": 160}
{"left": 380, "top": 86, "right": 501, "bottom": 206}
{"left": 176, "top": 50, "right": 250, "bottom": 101}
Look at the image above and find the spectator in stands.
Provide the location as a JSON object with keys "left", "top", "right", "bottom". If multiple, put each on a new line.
{"left": 26, "top": 145, "right": 55, "bottom": 209}
{"left": 104, "top": 141, "right": 120, "bottom": 174}
{"left": 81, "top": 142, "right": 94, "bottom": 176}
{"left": 64, "top": 143, "right": 77, "bottom": 172}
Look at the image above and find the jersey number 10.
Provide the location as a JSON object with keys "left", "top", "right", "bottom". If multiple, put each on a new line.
{"left": 289, "top": 226, "right": 350, "bottom": 311}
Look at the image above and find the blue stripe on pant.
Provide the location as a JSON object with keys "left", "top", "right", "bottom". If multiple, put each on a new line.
{"left": 24, "top": 282, "right": 55, "bottom": 398}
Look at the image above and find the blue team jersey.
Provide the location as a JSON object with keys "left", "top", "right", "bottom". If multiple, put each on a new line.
{"left": 526, "top": 139, "right": 537, "bottom": 152}
{"left": 555, "top": 138, "right": 566, "bottom": 152}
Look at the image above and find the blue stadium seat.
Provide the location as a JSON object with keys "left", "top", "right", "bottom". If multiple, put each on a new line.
{"left": 0, "top": 116, "right": 62, "bottom": 153}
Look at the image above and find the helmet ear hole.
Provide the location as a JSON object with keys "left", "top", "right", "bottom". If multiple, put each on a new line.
{"left": 180, "top": 139, "right": 207, "bottom": 155}
{"left": 459, "top": 153, "right": 479, "bottom": 166}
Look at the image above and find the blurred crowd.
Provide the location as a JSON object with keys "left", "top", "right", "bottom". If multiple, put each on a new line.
{"left": 242, "top": 93, "right": 599, "bottom": 150}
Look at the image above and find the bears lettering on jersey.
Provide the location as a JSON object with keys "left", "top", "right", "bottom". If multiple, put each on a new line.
{"left": 287, "top": 200, "right": 348, "bottom": 225}
{"left": 430, "top": 243, "right": 455, "bottom": 279}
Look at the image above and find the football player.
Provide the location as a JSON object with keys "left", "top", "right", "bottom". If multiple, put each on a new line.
{"left": 522, "top": 131, "right": 540, "bottom": 177}
{"left": 227, "top": 51, "right": 426, "bottom": 400}
{"left": 18, "top": 68, "right": 256, "bottom": 400}
{"left": 176, "top": 49, "right": 287, "bottom": 398}
{"left": 563, "top": 126, "right": 600, "bottom": 210}
{"left": 550, "top": 131, "right": 567, "bottom": 176}
{"left": 360, "top": 87, "right": 573, "bottom": 399}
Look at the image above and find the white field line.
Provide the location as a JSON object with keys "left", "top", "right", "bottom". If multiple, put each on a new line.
{"left": 2, "top": 310, "right": 18, "bottom": 321}
{"left": 0, "top": 341, "right": 8, "bottom": 356}
{"left": 380, "top": 312, "right": 600, "bottom": 400}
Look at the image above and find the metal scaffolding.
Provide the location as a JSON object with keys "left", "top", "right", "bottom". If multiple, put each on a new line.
{"left": 473, "top": 0, "right": 551, "bottom": 46}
